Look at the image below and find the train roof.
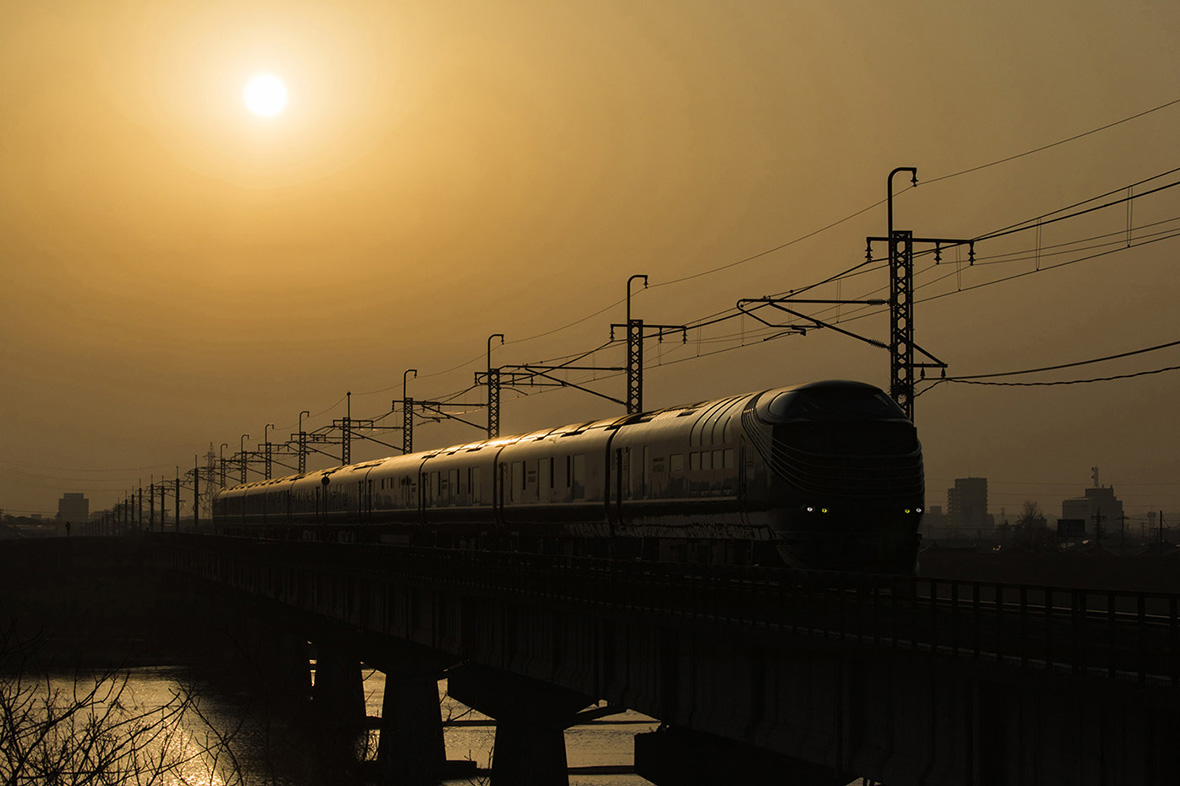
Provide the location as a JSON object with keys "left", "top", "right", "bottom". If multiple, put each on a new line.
{"left": 213, "top": 380, "right": 894, "bottom": 496}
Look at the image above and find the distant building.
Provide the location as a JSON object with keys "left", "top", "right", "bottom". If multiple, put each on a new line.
{"left": 57, "top": 492, "right": 88, "bottom": 525}
{"left": 947, "top": 477, "right": 991, "bottom": 528}
{"left": 1062, "top": 486, "right": 1124, "bottom": 542}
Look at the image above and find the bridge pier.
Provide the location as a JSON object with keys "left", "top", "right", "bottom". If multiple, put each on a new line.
{"left": 447, "top": 664, "right": 593, "bottom": 786}
{"left": 312, "top": 638, "right": 367, "bottom": 729}
{"left": 214, "top": 609, "right": 312, "bottom": 706}
{"left": 255, "top": 626, "right": 312, "bottom": 704}
{"left": 635, "top": 725, "right": 848, "bottom": 786}
{"left": 375, "top": 667, "right": 447, "bottom": 786}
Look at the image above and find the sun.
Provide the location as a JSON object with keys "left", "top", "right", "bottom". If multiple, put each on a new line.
{"left": 243, "top": 74, "right": 287, "bottom": 117}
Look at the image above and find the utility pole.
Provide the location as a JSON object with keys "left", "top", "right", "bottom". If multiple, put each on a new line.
{"left": 610, "top": 275, "right": 686, "bottom": 415}
{"left": 403, "top": 369, "right": 417, "bottom": 454}
{"left": 193, "top": 455, "right": 200, "bottom": 529}
{"left": 149, "top": 479, "right": 155, "bottom": 531}
{"left": 240, "top": 434, "right": 250, "bottom": 483}
{"left": 486, "top": 334, "right": 504, "bottom": 438}
{"left": 219, "top": 443, "right": 228, "bottom": 487}
{"left": 739, "top": 167, "right": 973, "bottom": 424}
{"left": 298, "top": 411, "right": 310, "bottom": 474}
{"left": 867, "top": 167, "right": 974, "bottom": 421}
{"left": 625, "top": 275, "right": 645, "bottom": 414}
{"left": 475, "top": 331, "right": 629, "bottom": 437}
{"left": 174, "top": 467, "right": 181, "bottom": 531}
{"left": 341, "top": 392, "right": 352, "bottom": 465}
{"left": 264, "top": 423, "right": 275, "bottom": 479}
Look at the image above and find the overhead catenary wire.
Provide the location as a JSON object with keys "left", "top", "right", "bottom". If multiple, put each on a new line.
{"left": 922, "top": 95, "right": 1180, "bottom": 186}
{"left": 288, "top": 135, "right": 1180, "bottom": 435}
{"left": 184, "top": 99, "right": 1180, "bottom": 484}
{"left": 925, "top": 365, "right": 1180, "bottom": 390}
{"left": 940, "top": 339, "right": 1180, "bottom": 381}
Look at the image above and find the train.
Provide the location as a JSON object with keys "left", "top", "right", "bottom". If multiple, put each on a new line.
{"left": 212, "top": 380, "right": 925, "bottom": 574}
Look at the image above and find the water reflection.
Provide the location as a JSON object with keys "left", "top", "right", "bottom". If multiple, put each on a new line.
{"left": 38, "top": 667, "right": 659, "bottom": 786}
{"left": 20, "top": 667, "right": 870, "bottom": 786}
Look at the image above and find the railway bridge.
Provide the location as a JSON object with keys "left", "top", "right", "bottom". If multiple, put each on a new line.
{"left": 5, "top": 535, "right": 1178, "bottom": 786}
{"left": 149, "top": 533, "right": 1180, "bottom": 786}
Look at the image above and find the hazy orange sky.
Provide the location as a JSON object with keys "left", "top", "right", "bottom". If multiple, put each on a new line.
{"left": 3, "top": 0, "right": 1179, "bottom": 523}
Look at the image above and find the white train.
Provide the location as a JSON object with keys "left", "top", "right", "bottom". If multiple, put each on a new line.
{"left": 213, "top": 380, "right": 924, "bottom": 573}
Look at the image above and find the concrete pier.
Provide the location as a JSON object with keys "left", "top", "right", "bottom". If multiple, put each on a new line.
{"left": 376, "top": 667, "right": 447, "bottom": 785}
{"left": 447, "top": 664, "right": 594, "bottom": 786}
{"left": 635, "top": 725, "right": 848, "bottom": 786}
{"left": 312, "top": 638, "right": 366, "bottom": 729}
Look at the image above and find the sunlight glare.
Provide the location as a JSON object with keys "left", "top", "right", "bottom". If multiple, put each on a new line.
{"left": 244, "top": 74, "right": 287, "bottom": 117}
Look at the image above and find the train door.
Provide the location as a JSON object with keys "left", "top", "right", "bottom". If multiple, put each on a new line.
{"left": 611, "top": 447, "right": 630, "bottom": 531}
{"left": 418, "top": 470, "right": 427, "bottom": 525}
{"left": 495, "top": 459, "right": 506, "bottom": 528}
{"left": 365, "top": 479, "right": 373, "bottom": 523}
{"left": 738, "top": 436, "right": 750, "bottom": 528}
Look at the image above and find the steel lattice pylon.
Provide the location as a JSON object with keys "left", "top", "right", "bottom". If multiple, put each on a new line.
{"left": 889, "top": 230, "right": 916, "bottom": 421}
{"left": 403, "top": 397, "right": 414, "bottom": 454}
{"left": 626, "top": 319, "right": 643, "bottom": 415}
{"left": 487, "top": 368, "right": 501, "bottom": 439}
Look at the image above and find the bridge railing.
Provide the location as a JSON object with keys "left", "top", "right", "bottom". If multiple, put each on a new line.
{"left": 150, "top": 535, "right": 1180, "bottom": 691}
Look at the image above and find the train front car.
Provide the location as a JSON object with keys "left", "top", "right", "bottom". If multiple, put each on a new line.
{"left": 744, "top": 381, "right": 924, "bottom": 575}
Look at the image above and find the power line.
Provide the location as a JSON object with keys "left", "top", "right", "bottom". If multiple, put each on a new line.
{"left": 972, "top": 177, "right": 1180, "bottom": 244}
{"left": 932, "top": 364, "right": 1180, "bottom": 389}
{"left": 203, "top": 108, "right": 1180, "bottom": 465}
{"left": 0, "top": 457, "right": 176, "bottom": 474}
{"left": 924, "top": 95, "right": 1180, "bottom": 185}
{"left": 916, "top": 227, "right": 1180, "bottom": 305}
{"left": 942, "top": 339, "right": 1180, "bottom": 381}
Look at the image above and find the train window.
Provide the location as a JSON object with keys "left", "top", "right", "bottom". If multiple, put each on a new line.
{"left": 652, "top": 456, "right": 667, "bottom": 474}
{"left": 572, "top": 454, "right": 585, "bottom": 499}
{"left": 670, "top": 454, "right": 684, "bottom": 472}
{"left": 432, "top": 471, "right": 441, "bottom": 499}
{"left": 723, "top": 449, "right": 735, "bottom": 469}
{"left": 449, "top": 469, "right": 459, "bottom": 499}
{"left": 511, "top": 461, "right": 523, "bottom": 502}
{"left": 471, "top": 467, "right": 481, "bottom": 503}
{"left": 701, "top": 451, "right": 713, "bottom": 471}
{"left": 565, "top": 455, "right": 572, "bottom": 487}
{"left": 690, "top": 452, "right": 700, "bottom": 471}
{"left": 539, "top": 457, "right": 551, "bottom": 490}
{"left": 526, "top": 462, "right": 537, "bottom": 489}
{"left": 712, "top": 450, "right": 722, "bottom": 470}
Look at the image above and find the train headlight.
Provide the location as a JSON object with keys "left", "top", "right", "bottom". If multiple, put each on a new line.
{"left": 805, "top": 506, "right": 815, "bottom": 513}
{"left": 820, "top": 507, "right": 829, "bottom": 514}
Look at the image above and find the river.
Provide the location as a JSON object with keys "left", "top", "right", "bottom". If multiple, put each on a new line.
{"left": 56, "top": 666, "right": 658, "bottom": 786}
{"left": 11, "top": 665, "right": 879, "bottom": 786}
